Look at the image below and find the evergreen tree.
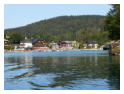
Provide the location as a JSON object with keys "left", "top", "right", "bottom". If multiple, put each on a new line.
{"left": 104, "top": 4, "right": 120, "bottom": 40}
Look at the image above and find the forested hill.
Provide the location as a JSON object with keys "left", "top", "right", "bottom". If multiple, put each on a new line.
{"left": 5, "top": 15, "right": 108, "bottom": 43}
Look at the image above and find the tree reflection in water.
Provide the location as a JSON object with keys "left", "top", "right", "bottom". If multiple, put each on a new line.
{"left": 4, "top": 52, "right": 120, "bottom": 90}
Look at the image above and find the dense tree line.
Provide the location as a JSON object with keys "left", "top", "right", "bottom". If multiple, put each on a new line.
{"left": 5, "top": 15, "right": 109, "bottom": 46}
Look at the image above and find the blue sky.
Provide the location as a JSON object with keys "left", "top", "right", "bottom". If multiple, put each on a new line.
{"left": 4, "top": 4, "right": 112, "bottom": 29}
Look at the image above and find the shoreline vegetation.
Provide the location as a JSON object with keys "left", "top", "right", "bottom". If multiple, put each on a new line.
{"left": 110, "top": 46, "right": 120, "bottom": 55}
{"left": 4, "top": 40, "right": 120, "bottom": 56}
{"left": 4, "top": 39, "right": 120, "bottom": 55}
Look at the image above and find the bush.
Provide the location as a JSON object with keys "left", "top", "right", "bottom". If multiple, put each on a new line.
{"left": 4, "top": 45, "right": 14, "bottom": 50}
{"left": 112, "top": 46, "right": 120, "bottom": 54}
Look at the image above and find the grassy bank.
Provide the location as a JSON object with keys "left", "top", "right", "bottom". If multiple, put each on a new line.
{"left": 111, "top": 46, "right": 120, "bottom": 55}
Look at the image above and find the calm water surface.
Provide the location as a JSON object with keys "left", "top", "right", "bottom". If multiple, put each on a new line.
{"left": 4, "top": 50, "right": 120, "bottom": 90}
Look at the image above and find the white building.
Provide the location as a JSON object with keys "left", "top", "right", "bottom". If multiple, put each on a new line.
{"left": 20, "top": 37, "right": 32, "bottom": 48}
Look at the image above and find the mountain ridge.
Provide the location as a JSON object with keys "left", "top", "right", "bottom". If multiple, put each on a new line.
{"left": 5, "top": 15, "right": 108, "bottom": 43}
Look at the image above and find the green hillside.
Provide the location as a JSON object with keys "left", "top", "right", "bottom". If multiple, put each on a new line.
{"left": 5, "top": 15, "right": 109, "bottom": 45}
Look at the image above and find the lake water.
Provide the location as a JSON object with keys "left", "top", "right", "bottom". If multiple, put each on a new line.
{"left": 4, "top": 50, "right": 120, "bottom": 90}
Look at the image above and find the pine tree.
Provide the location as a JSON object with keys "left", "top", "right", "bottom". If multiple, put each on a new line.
{"left": 104, "top": 4, "right": 120, "bottom": 40}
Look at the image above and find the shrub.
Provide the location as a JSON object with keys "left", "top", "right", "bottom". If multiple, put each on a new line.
{"left": 4, "top": 45, "right": 14, "bottom": 50}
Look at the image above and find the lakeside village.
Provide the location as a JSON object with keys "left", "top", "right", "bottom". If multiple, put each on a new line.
{"left": 4, "top": 35, "right": 120, "bottom": 55}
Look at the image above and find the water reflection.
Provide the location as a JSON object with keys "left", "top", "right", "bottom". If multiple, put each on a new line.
{"left": 107, "top": 55, "right": 120, "bottom": 90}
{"left": 4, "top": 51, "right": 120, "bottom": 90}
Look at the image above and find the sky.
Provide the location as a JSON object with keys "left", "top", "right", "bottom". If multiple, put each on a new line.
{"left": 4, "top": 4, "right": 112, "bottom": 29}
